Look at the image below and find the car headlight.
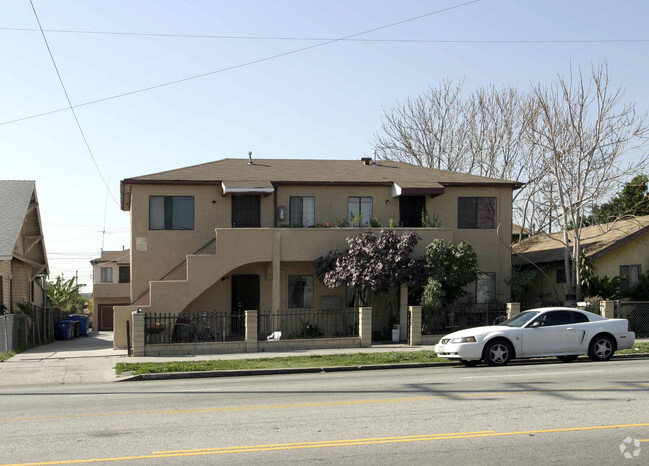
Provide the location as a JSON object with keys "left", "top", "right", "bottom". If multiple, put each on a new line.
{"left": 451, "top": 336, "right": 476, "bottom": 343}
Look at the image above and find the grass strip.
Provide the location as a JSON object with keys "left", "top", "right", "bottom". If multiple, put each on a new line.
{"left": 0, "top": 352, "right": 16, "bottom": 363}
{"left": 617, "top": 341, "right": 649, "bottom": 354}
{"left": 115, "top": 351, "right": 443, "bottom": 375}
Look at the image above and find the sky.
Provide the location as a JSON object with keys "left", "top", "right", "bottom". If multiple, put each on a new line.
{"left": 1, "top": 0, "right": 648, "bottom": 292}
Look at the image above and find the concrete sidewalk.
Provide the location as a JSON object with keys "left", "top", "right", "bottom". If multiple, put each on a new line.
{"left": 0, "top": 331, "right": 438, "bottom": 387}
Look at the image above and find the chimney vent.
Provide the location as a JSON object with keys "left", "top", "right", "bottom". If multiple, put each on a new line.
{"left": 248, "top": 151, "right": 253, "bottom": 165}
{"left": 361, "top": 157, "right": 372, "bottom": 165}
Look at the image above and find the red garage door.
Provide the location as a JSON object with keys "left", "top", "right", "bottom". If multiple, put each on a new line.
{"left": 97, "top": 304, "right": 116, "bottom": 331}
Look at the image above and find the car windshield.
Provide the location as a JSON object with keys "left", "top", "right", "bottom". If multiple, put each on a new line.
{"left": 499, "top": 311, "right": 540, "bottom": 327}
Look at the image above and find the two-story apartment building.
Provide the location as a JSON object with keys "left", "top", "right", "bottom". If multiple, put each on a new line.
{"left": 0, "top": 181, "right": 48, "bottom": 313}
{"left": 113, "top": 157, "right": 521, "bottom": 348}
{"left": 90, "top": 249, "right": 131, "bottom": 330}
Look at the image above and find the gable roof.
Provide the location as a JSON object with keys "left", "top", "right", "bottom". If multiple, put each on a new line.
{"left": 90, "top": 249, "right": 131, "bottom": 266}
{"left": 121, "top": 158, "right": 523, "bottom": 210}
{"left": 512, "top": 215, "right": 649, "bottom": 266}
{"left": 0, "top": 181, "right": 37, "bottom": 260}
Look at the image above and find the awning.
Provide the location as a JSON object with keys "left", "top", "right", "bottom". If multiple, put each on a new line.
{"left": 391, "top": 182, "right": 445, "bottom": 197}
{"left": 221, "top": 180, "right": 275, "bottom": 196}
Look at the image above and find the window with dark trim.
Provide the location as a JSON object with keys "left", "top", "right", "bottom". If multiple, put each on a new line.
{"left": 118, "top": 266, "right": 130, "bottom": 284}
{"left": 458, "top": 197, "right": 496, "bottom": 229}
{"left": 620, "top": 264, "right": 641, "bottom": 290}
{"left": 290, "top": 196, "right": 315, "bottom": 227}
{"left": 149, "top": 196, "right": 195, "bottom": 230}
{"left": 288, "top": 275, "right": 314, "bottom": 308}
{"left": 348, "top": 196, "right": 372, "bottom": 226}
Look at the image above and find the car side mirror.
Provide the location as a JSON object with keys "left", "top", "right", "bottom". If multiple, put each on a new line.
{"left": 529, "top": 321, "right": 542, "bottom": 328}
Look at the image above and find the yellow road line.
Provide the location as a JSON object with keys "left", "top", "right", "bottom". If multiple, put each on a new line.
{"left": 4, "top": 423, "right": 649, "bottom": 466}
{"left": 2, "top": 383, "right": 649, "bottom": 423}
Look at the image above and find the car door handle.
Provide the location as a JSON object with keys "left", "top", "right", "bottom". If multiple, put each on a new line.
{"left": 566, "top": 327, "right": 573, "bottom": 330}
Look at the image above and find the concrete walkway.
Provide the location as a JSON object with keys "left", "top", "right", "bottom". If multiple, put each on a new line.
{"left": 0, "top": 331, "right": 438, "bottom": 387}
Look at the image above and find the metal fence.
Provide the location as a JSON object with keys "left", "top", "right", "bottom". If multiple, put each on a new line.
{"left": 144, "top": 311, "right": 245, "bottom": 344}
{"left": 259, "top": 308, "right": 358, "bottom": 340}
{"left": 618, "top": 301, "right": 649, "bottom": 338}
{"left": 422, "top": 303, "right": 508, "bottom": 335}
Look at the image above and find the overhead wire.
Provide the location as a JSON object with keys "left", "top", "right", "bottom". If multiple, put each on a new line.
{"left": 28, "top": 0, "right": 120, "bottom": 207}
{"left": 3, "top": 0, "right": 482, "bottom": 127}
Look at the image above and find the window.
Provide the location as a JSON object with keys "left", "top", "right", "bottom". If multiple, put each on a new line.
{"left": 118, "top": 266, "right": 130, "bottom": 284}
{"left": 100, "top": 267, "right": 113, "bottom": 283}
{"left": 149, "top": 196, "right": 194, "bottom": 230}
{"left": 348, "top": 197, "right": 372, "bottom": 226}
{"left": 290, "top": 197, "right": 315, "bottom": 227}
{"left": 476, "top": 272, "right": 496, "bottom": 304}
{"left": 556, "top": 268, "right": 566, "bottom": 284}
{"left": 620, "top": 265, "right": 641, "bottom": 290}
{"left": 458, "top": 197, "right": 496, "bottom": 229}
{"left": 288, "top": 275, "right": 314, "bottom": 308}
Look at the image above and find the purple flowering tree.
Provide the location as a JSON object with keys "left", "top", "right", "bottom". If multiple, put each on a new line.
{"left": 315, "top": 229, "right": 423, "bottom": 307}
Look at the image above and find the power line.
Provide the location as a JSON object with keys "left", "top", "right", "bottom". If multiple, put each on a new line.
{"left": 2, "top": 26, "right": 647, "bottom": 44}
{"left": 28, "top": 0, "right": 120, "bottom": 207}
{"left": 3, "top": 0, "right": 481, "bottom": 127}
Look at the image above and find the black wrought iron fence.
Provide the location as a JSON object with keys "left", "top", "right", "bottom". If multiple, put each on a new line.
{"left": 422, "top": 303, "right": 508, "bottom": 335}
{"left": 258, "top": 308, "right": 358, "bottom": 340}
{"left": 618, "top": 301, "right": 649, "bottom": 338}
{"left": 144, "top": 311, "right": 245, "bottom": 344}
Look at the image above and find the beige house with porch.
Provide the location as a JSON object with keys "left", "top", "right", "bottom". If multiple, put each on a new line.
{"left": 114, "top": 157, "right": 521, "bottom": 350}
{"left": 0, "top": 181, "right": 49, "bottom": 312}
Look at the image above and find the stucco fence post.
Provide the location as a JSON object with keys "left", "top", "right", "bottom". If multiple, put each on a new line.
{"left": 600, "top": 301, "right": 616, "bottom": 319}
{"left": 359, "top": 307, "right": 372, "bottom": 347}
{"left": 507, "top": 302, "right": 521, "bottom": 319}
{"left": 245, "top": 309, "right": 258, "bottom": 353}
{"left": 408, "top": 306, "right": 422, "bottom": 346}
{"left": 131, "top": 310, "right": 145, "bottom": 357}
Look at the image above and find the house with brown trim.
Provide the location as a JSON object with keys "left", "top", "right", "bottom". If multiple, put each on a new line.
{"left": 114, "top": 157, "right": 522, "bottom": 350}
{"left": 512, "top": 215, "right": 649, "bottom": 305}
{"left": 0, "top": 181, "right": 48, "bottom": 312}
{"left": 90, "top": 249, "right": 130, "bottom": 330}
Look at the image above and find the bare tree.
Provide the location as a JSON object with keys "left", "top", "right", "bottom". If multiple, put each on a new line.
{"left": 526, "top": 62, "right": 649, "bottom": 299}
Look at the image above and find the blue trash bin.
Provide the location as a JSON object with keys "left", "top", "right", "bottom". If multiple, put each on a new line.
{"left": 55, "top": 320, "right": 73, "bottom": 341}
{"left": 69, "top": 315, "right": 89, "bottom": 336}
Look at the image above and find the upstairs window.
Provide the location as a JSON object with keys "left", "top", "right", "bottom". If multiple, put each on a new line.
{"left": 100, "top": 267, "right": 113, "bottom": 283}
{"left": 348, "top": 196, "right": 372, "bottom": 226}
{"left": 149, "top": 196, "right": 194, "bottom": 230}
{"left": 620, "top": 265, "right": 641, "bottom": 290}
{"left": 288, "top": 275, "right": 314, "bottom": 308}
{"left": 458, "top": 197, "right": 496, "bottom": 229}
{"left": 290, "top": 197, "right": 315, "bottom": 227}
{"left": 118, "top": 266, "right": 130, "bottom": 284}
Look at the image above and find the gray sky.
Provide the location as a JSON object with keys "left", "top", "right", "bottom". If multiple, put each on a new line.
{"left": 1, "top": 0, "right": 648, "bottom": 290}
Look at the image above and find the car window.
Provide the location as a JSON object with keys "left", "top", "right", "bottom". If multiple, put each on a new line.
{"left": 500, "top": 311, "right": 539, "bottom": 327}
{"left": 570, "top": 311, "right": 590, "bottom": 323}
{"left": 533, "top": 311, "right": 573, "bottom": 327}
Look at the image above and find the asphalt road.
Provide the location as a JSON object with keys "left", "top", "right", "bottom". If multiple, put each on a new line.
{"left": 1, "top": 357, "right": 648, "bottom": 465}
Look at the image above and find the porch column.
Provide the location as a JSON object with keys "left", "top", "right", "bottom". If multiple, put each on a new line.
{"left": 359, "top": 307, "right": 372, "bottom": 347}
{"left": 600, "top": 301, "right": 616, "bottom": 319}
{"left": 245, "top": 309, "right": 258, "bottom": 353}
{"left": 272, "top": 231, "right": 281, "bottom": 313}
{"left": 409, "top": 306, "right": 422, "bottom": 346}
{"left": 399, "top": 284, "right": 408, "bottom": 341}
{"left": 507, "top": 302, "right": 521, "bottom": 319}
{"left": 131, "top": 310, "right": 145, "bottom": 357}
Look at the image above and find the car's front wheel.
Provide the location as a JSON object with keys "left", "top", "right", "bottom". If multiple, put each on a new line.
{"left": 482, "top": 339, "right": 512, "bottom": 366}
{"left": 588, "top": 334, "right": 615, "bottom": 361}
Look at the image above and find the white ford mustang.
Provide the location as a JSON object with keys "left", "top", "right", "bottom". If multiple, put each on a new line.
{"left": 434, "top": 307, "right": 635, "bottom": 367}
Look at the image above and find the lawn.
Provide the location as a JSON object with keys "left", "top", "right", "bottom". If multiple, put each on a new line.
{"left": 115, "top": 341, "right": 649, "bottom": 376}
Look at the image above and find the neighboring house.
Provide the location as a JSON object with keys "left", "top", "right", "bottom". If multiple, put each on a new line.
{"left": 511, "top": 224, "right": 530, "bottom": 244}
{"left": 0, "top": 181, "right": 49, "bottom": 312}
{"left": 113, "top": 157, "right": 522, "bottom": 348}
{"left": 512, "top": 215, "right": 649, "bottom": 304}
{"left": 90, "top": 250, "right": 131, "bottom": 331}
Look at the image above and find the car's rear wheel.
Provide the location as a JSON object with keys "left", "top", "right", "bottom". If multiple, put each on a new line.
{"left": 482, "top": 339, "right": 512, "bottom": 366}
{"left": 459, "top": 359, "right": 478, "bottom": 367}
{"left": 557, "top": 355, "right": 578, "bottom": 363}
{"left": 588, "top": 334, "right": 615, "bottom": 361}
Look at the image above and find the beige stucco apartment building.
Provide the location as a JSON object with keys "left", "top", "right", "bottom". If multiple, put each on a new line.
{"left": 114, "top": 157, "right": 521, "bottom": 348}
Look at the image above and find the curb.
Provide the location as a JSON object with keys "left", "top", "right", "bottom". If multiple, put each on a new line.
{"left": 116, "top": 353, "right": 649, "bottom": 382}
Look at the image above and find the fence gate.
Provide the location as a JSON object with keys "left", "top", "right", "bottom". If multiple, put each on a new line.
{"left": 617, "top": 301, "right": 649, "bottom": 338}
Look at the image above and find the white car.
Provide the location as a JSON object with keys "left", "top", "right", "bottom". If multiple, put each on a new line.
{"left": 434, "top": 307, "right": 635, "bottom": 367}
